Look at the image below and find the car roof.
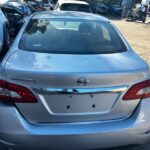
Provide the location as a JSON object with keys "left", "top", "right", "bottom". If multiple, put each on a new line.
{"left": 58, "top": 0, "right": 89, "bottom": 6}
{"left": 32, "top": 11, "right": 109, "bottom": 22}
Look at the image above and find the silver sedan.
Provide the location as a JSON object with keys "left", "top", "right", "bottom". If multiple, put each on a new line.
{"left": 0, "top": 11, "right": 150, "bottom": 150}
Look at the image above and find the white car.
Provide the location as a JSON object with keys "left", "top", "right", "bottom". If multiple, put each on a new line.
{"left": 0, "top": 8, "right": 9, "bottom": 56}
{"left": 55, "top": 0, "right": 92, "bottom": 13}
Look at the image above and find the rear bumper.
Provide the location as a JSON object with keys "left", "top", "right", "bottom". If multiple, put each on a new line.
{"left": 1, "top": 100, "right": 150, "bottom": 150}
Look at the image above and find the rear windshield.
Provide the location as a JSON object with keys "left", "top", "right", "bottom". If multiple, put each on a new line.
{"left": 60, "top": 4, "right": 91, "bottom": 13}
{"left": 19, "top": 19, "right": 127, "bottom": 54}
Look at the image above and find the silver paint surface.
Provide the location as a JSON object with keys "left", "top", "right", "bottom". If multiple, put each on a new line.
{"left": 0, "top": 11, "right": 150, "bottom": 149}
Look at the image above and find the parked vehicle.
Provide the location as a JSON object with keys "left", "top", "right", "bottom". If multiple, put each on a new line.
{"left": 3, "top": 1, "right": 34, "bottom": 15}
{"left": 1, "top": 5, "right": 25, "bottom": 36}
{"left": 25, "top": 0, "right": 46, "bottom": 11}
{"left": 94, "top": 3, "right": 109, "bottom": 15}
{"left": 0, "top": 11, "right": 150, "bottom": 150}
{"left": 93, "top": 1, "right": 122, "bottom": 16}
{"left": 42, "top": 0, "right": 54, "bottom": 10}
{"left": 110, "top": 4, "right": 123, "bottom": 16}
{"left": 55, "top": 0, "right": 91, "bottom": 13}
{"left": 126, "top": 4, "right": 147, "bottom": 22}
{"left": 0, "top": 7, "right": 9, "bottom": 56}
{"left": 0, "top": 0, "right": 24, "bottom": 5}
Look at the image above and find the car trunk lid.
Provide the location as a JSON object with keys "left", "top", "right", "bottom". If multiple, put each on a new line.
{"left": 4, "top": 50, "right": 148, "bottom": 123}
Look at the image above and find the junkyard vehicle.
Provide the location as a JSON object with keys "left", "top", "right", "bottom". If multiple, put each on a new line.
{"left": 126, "top": 4, "right": 147, "bottom": 22}
{"left": 0, "top": 7, "right": 9, "bottom": 56}
{"left": 42, "top": 0, "right": 54, "bottom": 10}
{"left": 4, "top": 1, "right": 29, "bottom": 15}
{"left": 1, "top": 5, "right": 25, "bottom": 36}
{"left": 93, "top": 1, "right": 122, "bottom": 16}
{"left": 0, "top": 0, "right": 33, "bottom": 15}
{"left": 55, "top": 0, "right": 91, "bottom": 13}
{"left": 94, "top": 3, "right": 109, "bottom": 15}
{"left": 0, "top": 11, "right": 150, "bottom": 150}
{"left": 110, "top": 4, "right": 123, "bottom": 16}
{"left": 26, "top": 0, "right": 46, "bottom": 11}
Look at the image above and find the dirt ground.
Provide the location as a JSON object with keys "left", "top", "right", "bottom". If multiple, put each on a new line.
{"left": 112, "top": 20, "right": 150, "bottom": 64}
{"left": 112, "top": 19, "right": 150, "bottom": 65}
{"left": 109, "top": 19, "right": 150, "bottom": 150}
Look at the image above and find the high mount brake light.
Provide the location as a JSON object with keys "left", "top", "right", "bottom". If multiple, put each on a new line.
{"left": 123, "top": 80, "right": 150, "bottom": 100}
{"left": 0, "top": 80, "right": 37, "bottom": 103}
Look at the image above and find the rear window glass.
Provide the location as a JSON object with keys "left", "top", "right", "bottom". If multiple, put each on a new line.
{"left": 60, "top": 4, "right": 91, "bottom": 13}
{"left": 19, "top": 19, "right": 127, "bottom": 54}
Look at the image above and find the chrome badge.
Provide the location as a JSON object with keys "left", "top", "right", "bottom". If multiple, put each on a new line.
{"left": 77, "top": 77, "right": 89, "bottom": 86}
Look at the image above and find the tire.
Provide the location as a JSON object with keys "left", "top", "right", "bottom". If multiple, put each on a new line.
{"left": 142, "top": 16, "right": 146, "bottom": 23}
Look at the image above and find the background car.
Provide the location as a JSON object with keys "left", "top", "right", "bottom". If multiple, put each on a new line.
{"left": 1, "top": 5, "right": 25, "bottom": 37}
{"left": 94, "top": 2, "right": 109, "bottom": 15}
{"left": 110, "top": 4, "right": 123, "bottom": 16}
{"left": 2, "top": 0, "right": 34, "bottom": 15}
{"left": 42, "top": 0, "right": 54, "bottom": 10}
{"left": 0, "top": 8, "right": 9, "bottom": 57}
{"left": 55, "top": 0, "right": 92, "bottom": 13}
{"left": 92, "top": 0, "right": 123, "bottom": 17}
{"left": 25, "top": 0, "right": 46, "bottom": 11}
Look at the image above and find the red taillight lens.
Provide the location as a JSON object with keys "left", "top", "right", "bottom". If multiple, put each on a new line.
{"left": 123, "top": 80, "right": 150, "bottom": 100}
{"left": 0, "top": 80, "right": 37, "bottom": 103}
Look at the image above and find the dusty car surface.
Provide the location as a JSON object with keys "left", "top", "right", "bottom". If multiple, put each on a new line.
{"left": 0, "top": 11, "right": 150, "bottom": 150}
{"left": 55, "top": 0, "right": 91, "bottom": 13}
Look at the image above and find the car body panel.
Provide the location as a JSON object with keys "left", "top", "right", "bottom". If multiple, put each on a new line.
{"left": 3, "top": 46, "right": 148, "bottom": 123}
{"left": 1, "top": 99, "right": 150, "bottom": 149}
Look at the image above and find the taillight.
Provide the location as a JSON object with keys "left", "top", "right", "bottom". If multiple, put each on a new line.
{"left": 0, "top": 80, "right": 37, "bottom": 103}
{"left": 123, "top": 80, "right": 150, "bottom": 100}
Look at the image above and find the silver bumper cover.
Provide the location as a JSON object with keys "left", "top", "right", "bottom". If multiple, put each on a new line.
{"left": 1, "top": 99, "right": 150, "bottom": 150}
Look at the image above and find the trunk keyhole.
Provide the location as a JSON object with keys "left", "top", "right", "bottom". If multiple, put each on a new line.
{"left": 92, "top": 104, "right": 96, "bottom": 108}
{"left": 67, "top": 105, "right": 70, "bottom": 109}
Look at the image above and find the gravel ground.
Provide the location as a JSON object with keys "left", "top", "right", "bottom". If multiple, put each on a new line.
{"left": 112, "top": 19, "right": 150, "bottom": 65}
